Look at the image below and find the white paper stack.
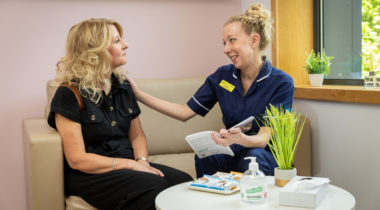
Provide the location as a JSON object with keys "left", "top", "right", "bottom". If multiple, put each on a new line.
{"left": 279, "top": 176, "right": 330, "bottom": 209}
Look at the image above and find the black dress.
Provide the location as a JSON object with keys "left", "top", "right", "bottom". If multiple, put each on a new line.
{"left": 48, "top": 75, "right": 192, "bottom": 210}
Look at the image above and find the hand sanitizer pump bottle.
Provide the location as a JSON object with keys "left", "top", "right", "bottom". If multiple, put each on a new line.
{"left": 240, "top": 157, "right": 268, "bottom": 204}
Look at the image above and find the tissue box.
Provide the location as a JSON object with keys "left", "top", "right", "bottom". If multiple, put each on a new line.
{"left": 279, "top": 176, "right": 330, "bottom": 209}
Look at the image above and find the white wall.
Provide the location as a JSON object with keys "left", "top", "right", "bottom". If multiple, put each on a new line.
{"left": 294, "top": 99, "right": 380, "bottom": 210}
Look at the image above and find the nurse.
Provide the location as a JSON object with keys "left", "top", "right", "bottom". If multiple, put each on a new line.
{"left": 127, "top": 3, "right": 294, "bottom": 178}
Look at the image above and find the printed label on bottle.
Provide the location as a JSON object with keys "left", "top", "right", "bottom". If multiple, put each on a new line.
{"left": 246, "top": 186, "right": 263, "bottom": 194}
{"left": 241, "top": 185, "right": 268, "bottom": 202}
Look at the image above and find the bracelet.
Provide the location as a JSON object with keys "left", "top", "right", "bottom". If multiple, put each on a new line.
{"left": 135, "top": 156, "right": 148, "bottom": 162}
{"left": 112, "top": 158, "right": 116, "bottom": 170}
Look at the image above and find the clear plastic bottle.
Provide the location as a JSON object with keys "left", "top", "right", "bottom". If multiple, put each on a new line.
{"left": 240, "top": 157, "right": 268, "bottom": 204}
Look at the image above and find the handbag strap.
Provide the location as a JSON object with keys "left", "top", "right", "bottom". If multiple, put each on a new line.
{"left": 60, "top": 82, "right": 84, "bottom": 111}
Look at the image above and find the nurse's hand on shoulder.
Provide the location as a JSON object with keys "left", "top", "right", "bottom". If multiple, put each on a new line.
{"left": 211, "top": 127, "right": 243, "bottom": 147}
{"left": 124, "top": 74, "right": 140, "bottom": 96}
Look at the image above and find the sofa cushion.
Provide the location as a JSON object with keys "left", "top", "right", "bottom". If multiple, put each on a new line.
{"left": 148, "top": 152, "right": 196, "bottom": 179}
{"left": 66, "top": 196, "right": 97, "bottom": 210}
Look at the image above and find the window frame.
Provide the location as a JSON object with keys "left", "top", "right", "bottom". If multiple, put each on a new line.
{"left": 313, "top": 0, "right": 364, "bottom": 86}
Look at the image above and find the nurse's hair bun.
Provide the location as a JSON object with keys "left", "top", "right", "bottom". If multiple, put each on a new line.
{"left": 225, "top": 3, "right": 272, "bottom": 50}
{"left": 244, "top": 3, "right": 271, "bottom": 25}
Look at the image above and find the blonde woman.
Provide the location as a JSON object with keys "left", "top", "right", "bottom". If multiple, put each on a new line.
{"left": 127, "top": 4, "right": 294, "bottom": 178}
{"left": 48, "top": 18, "right": 192, "bottom": 210}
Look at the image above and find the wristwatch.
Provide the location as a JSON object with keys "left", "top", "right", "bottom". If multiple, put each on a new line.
{"left": 135, "top": 156, "right": 148, "bottom": 161}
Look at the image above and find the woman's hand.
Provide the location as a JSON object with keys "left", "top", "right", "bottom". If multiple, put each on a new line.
{"left": 212, "top": 127, "right": 271, "bottom": 148}
{"left": 133, "top": 160, "right": 164, "bottom": 177}
{"left": 148, "top": 166, "right": 165, "bottom": 177}
{"left": 140, "top": 161, "right": 164, "bottom": 177}
{"left": 211, "top": 127, "right": 243, "bottom": 147}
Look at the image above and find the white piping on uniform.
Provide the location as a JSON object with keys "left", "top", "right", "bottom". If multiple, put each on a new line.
{"left": 232, "top": 72, "right": 238, "bottom": 79}
{"left": 257, "top": 74, "right": 270, "bottom": 82}
{"left": 257, "top": 68, "right": 272, "bottom": 83}
{"left": 192, "top": 96, "right": 210, "bottom": 112}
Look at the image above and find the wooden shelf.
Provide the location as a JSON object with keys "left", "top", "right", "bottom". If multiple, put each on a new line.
{"left": 295, "top": 85, "right": 380, "bottom": 105}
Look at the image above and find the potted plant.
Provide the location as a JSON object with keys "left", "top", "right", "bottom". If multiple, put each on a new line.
{"left": 305, "top": 49, "right": 334, "bottom": 87}
{"left": 262, "top": 104, "right": 306, "bottom": 187}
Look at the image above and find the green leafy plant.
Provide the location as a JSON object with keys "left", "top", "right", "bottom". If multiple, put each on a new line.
{"left": 262, "top": 104, "right": 306, "bottom": 170}
{"left": 305, "top": 49, "right": 335, "bottom": 76}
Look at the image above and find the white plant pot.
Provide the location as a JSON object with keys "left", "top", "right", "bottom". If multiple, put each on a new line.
{"left": 308, "top": 74, "right": 324, "bottom": 87}
{"left": 274, "top": 167, "right": 297, "bottom": 187}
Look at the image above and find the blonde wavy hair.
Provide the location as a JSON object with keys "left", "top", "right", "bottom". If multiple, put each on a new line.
{"left": 225, "top": 3, "right": 272, "bottom": 51}
{"left": 55, "top": 18, "right": 125, "bottom": 104}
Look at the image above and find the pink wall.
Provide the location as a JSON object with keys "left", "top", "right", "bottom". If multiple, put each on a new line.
{"left": 0, "top": 0, "right": 240, "bottom": 209}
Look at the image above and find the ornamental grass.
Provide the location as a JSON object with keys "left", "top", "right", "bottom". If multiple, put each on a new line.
{"left": 262, "top": 104, "right": 306, "bottom": 170}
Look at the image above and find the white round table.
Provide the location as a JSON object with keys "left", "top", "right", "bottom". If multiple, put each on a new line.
{"left": 155, "top": 176, "right": 355, "bottom": 210}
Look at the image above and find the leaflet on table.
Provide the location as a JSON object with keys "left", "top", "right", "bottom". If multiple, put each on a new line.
{"left": 185, "top": 116, "right": 254, "bottom": 158}
{"left": 189, "top": 172, "right": 242, "bottom": 194}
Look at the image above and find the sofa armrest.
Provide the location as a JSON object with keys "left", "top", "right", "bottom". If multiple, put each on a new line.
{"left": 23, "top": 118, "right": 65, "bottom": 210}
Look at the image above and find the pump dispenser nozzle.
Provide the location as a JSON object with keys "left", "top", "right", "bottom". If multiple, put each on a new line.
{"left": 244, "top": 157, "right": 258, "bottom": 171}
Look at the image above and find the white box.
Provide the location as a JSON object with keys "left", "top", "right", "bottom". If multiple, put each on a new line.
{"left": 279, "top": 176, "right": 330, "bottom": 209}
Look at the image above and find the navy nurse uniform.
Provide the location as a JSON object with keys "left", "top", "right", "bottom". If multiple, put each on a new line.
{"left": 187, "top": 61, "right": 294, "bottom": 178}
